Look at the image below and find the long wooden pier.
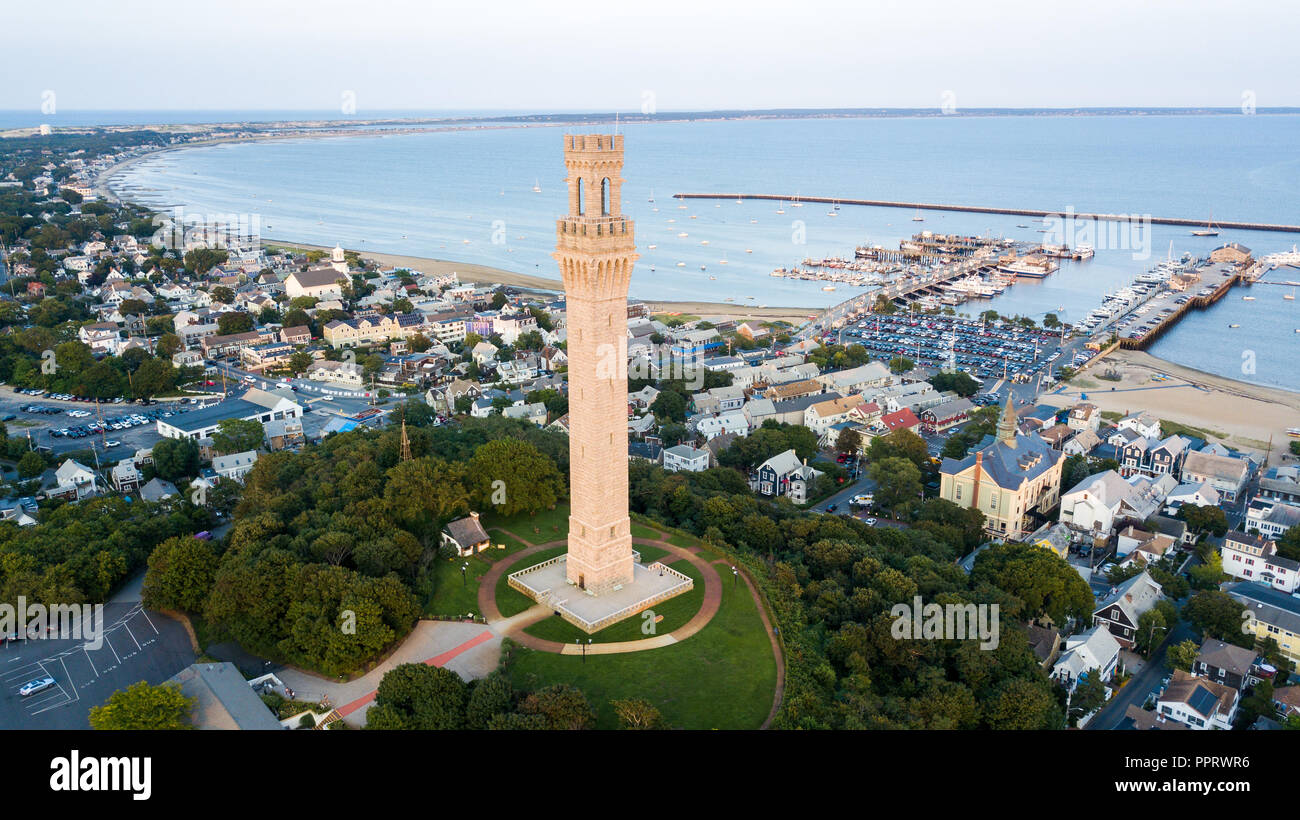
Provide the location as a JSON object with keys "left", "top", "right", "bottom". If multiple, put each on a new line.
{"left": 673, "top": 193, "right": 1300, "bottom": 234}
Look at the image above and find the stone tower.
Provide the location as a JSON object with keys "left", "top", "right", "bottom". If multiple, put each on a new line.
{"left": 554, "top": 134, "right": 636, "bottom": 596}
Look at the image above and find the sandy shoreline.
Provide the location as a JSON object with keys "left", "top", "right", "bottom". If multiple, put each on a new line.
{"left": 263, "top": 241, "right": 812, "bottom": 324}
{"left": 1040, "top": 348, "right": 1300, "bottom": 465}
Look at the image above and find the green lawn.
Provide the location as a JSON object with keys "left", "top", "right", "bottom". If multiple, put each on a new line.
{"left": 494, "top": 545, "right": 568, "bottom": 617}
{"left": 484, "top": 505, "right": 571, "bottom": 545}
{"left": 522, "top": 560, "right": 704, "bottom": 644}
{"left": 631, "top": 522, "right": 663, "bottom": 540}
{"left": 425, "top": 534, "right": 531, "bottom": 618}
{"left": 632, "top": 544, "right": 669, "bottom": 564}
{"left": 507, "top": 560, "right": 777, "bottom": 729}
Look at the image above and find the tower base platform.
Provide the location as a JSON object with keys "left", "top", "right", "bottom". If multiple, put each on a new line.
{"left": 507, "top": 552, "right": 694, "bottom": 634}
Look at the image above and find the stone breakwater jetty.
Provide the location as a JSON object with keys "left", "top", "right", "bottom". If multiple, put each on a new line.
{"left": 673, "top": 193, "right": 1300, "bottom": 234}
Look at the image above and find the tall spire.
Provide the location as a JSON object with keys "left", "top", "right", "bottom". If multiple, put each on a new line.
{"left": 997, "top": 394, "right": 1018, "bottom": 447}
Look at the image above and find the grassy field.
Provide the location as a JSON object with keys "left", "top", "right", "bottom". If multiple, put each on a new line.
{"left": 484, "top": 505, "right": 571, "bottom": 545}
{"left": 631, "top": 522, "right": 663, "bottom": 540}
{"left": 521, "top": 559, "right": 705, "bottom": 644}
{"left": 424, "top": 531, "right": 531, "bottom": 618}
{"left": 507, "top": 558, "right": 776, "bottom": 729}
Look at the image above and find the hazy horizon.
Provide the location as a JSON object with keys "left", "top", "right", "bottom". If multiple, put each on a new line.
{"left": 8, "top": 0, "right": 1300, "bottom": 113}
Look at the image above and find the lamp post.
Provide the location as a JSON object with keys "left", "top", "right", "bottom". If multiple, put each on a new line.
{"left": 577, "top": 638, "right": 592, "bottom": 664}
{"left": 731, "top": 566, "right": 738, "bottom": 588}
{"left": 461, "top": 562, "right": 468, "bottom": 587}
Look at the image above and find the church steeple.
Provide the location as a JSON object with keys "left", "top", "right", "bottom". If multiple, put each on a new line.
{"left": 997, "top": 394, "right": 1018, "bottom": 448}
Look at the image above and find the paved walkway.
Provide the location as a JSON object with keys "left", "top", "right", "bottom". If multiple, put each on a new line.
{"left": 275, "top": 621, "right": 500, "bottom": 727}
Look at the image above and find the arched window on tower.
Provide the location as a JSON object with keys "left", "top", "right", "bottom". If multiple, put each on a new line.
{"left": 601, "top": 177, "right": 610, "bottom": 215}
{"left": 576, "top": 177, "right": 584, "bottom": 215}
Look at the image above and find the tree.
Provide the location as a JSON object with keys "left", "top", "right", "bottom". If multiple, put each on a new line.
{"left": 1068, "top": 672, "right": 1107, "bottom": 725}
{"left": 1166, "top": 639, "right": 1200, "bottom": 672}
{"left": 835, "top": 427, "right": 861, "bottom": 455}
{"left": 1182, "top": 590, "right": 1250, "bottom": 646}
{"left": 131, "top": 357, "right": 175, "bottom": 400}
{"left": 211, "top": 286, "right": 235, "bottom": 304}
{"left": 1179, "top": 504, "right": 1228, "bottom": 538}
{"left": 513, "top": 684, "right": 595, "bottom": 730}
{"left": 867, "top": 429, "right": 930, "bottom": 471}
{"left": 155, "top": 332, "right": 182, "bottom": 358}
{"left": 384, "top": 457, "right": 470, "bottom": 534}
{"left": 216, "top": 312, "right": 253, "bottom": 335}
{"left": 152, "top": 437, "right": 200, "bottom": 481}
{"left": 212, "top": 418, "right": 264, "bottom": 454}
{"left": 888, "top": 356, "right": 914, "bottom": 374}
{"left": 142, "top": 536, "right": 219, "bottom": 612}
{"left": 612, "top": 698, "right": 666, "bottom": 729}
{"left": 1275, "top": 525, "right": 1300, "bottom": 563}
{"left": 868, "top": 457, "right": 922, "bottom": 515}
{"left": 1135, "top": 607, "right": 1170, "bottom": 657}
{"left": 288, "top": 352, "right": 314, "bottom": 374}
{"left": 650, "top": 389, "right": 687, "bottom": 423}
{"left": 17, "top": 450, "right": 44, "bottom": 478}
{"left": 971, "top": 542, "right": 1096, "bottom": 625}
{"left": 365, "top": 663, "right": 467, "bottom": 730}
{"left": 467, "top": 439, "right": 565, "bottom": 516}
{"left": 89, "top": 681, "right": 194, "bottom": 730}
{"left": 930, "top": 371, "right": 980, "bottom": 398}
{"left": 465, "top": 673, "right": 515, "bottom": 729}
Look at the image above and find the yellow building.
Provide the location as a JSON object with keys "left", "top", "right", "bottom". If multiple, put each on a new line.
{"left": 1226, "top": 582, "right": 1300, "bottom": 667}
{"left": 939, "top": 397, "right": 1064, "bottom": 540}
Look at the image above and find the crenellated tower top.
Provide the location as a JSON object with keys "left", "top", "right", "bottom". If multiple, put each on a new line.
{"left": 554, "top": 134, "right": 637, "bottom": 300}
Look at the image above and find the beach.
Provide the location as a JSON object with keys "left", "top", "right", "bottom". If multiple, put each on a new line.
{"left": 1040, "top": 348, "right": 1300, "bottom": 464}
{"left": 264, "top": 241, "right": 811, "bottom": 324}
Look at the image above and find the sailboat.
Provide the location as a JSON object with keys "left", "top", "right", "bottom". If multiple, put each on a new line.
{"left": 1285, "top": 288, "right": 1295, "bottom": 301}
{"left": 1191, "top": 213, "right": 1219, "bottom": 236}
{"left": 775, "top": 201, "right": 785, "bottom": 215}
{"left": 912, "top": 208, "right": 924, "bottom": 222}
{"left": 532, "top": 179, "right": 541, "bottom": 193}
{"left": 648, "top": 189, "right": 654, "bottom": 203}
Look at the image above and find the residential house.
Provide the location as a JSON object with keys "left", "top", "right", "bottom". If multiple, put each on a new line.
{"left": 212, "top": 450, "right": 259, "bottom": 483}
{"left": 1180, "top": 450, "right": 1250, "bottom": 503}
{"left": 1156, "top": 669, "right": 1239, "bottom": 730}
{"left": 501, "top": 402, "right": 548, "bottom": 426}
{"left": 919, "top": 397, "right": 973, "bottom": 435}
{"left": 753, "top": 449, "right": 823, "bottom": 505}
{"left": 1193, "top": 638, "right": 1260, "bottom": 692}
{"left": 284, "top": 268, "right": 345, "bottom": 300}
{"left": 1220, "top": 530, "right": 1300, "bottom": 594}
{"left": 1120, "top": 434, "right": 1189, "bottom": 480}
{"left": 1092, "top": 570, "right": 1163, "bottom": 649}
{"left": 111, "top": 459, "right": 142, "bottom": 493}
{"left": 1227, "top": 581, "right": 1300, "bottom": 667}
{"left": 1052, "top": 625, "right": 1122, "bottom": 692}
{"left": 1245, "top": 499, "right": 1300, "bottom": 541}
{"left": 1117, "top": 412, "right": 1161, "bottom": 440}
{"left": 1067, "top": 402, "right": 1101, "bottom": 432}
{"left": 662, "top": 444, "right": 710, "bottom": 473}
{"left": 139, "top": 477, "right": 179, "bottom": 503}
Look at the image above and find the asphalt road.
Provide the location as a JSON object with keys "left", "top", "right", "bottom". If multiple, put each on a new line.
{"left": 0, "top": 601, "right": 196, "bottom": 730}
{"left": 1086, "top": 616, "right": 1195, "bottom": 730}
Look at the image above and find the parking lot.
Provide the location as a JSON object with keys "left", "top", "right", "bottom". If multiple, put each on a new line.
{"left": 0, "top": 602, "right": 195, "bottom": 729}
{"left": 837, "top": 313, "right": 1082, "bottom": 385}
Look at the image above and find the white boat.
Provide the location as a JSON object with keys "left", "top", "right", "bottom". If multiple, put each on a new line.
{"left": 745, "top": 249, "right": 753, "bottom": 253}
{"left": 677, "top": 232, "right": 688, "bottom": 238}
{"left": 1191, "top": 213, "right": 1219, "bottom": 236}
{"left": 648, "top": 189, "right": 654, "bottom": 203}
{"left": 912, "top": 209, "right": 924, "bottom": 222}
{"left": 647, "top": 244, "right": 657, "bottom": 250}
{"left": 1243, "top": 296, "right": 1256, "bottom": 301}
{"left": 532, "top": 179, "right": 541, "bottom": 193}
{"left": 776, "top": 202, "right": 785, "bottom": 214}
{"left": 822, "top": 285, "right": 836, "bottom": 291}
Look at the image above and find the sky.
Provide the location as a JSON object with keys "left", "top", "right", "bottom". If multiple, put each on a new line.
{"left": 6, "top": 0, "right": 1300, "bottom": 113}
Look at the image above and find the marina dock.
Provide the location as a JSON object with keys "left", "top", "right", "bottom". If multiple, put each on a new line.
{"left": 673, "top": 193, "right": 1300, "bottom": 234}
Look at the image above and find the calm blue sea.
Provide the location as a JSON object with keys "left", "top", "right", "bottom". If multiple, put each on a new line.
{"left": 106, "top": 114, "right": 1300, "bottom": 390}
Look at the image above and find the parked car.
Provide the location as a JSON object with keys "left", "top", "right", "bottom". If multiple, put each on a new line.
{"left": 19, "top": 677, "right": 56, "bottom": 697}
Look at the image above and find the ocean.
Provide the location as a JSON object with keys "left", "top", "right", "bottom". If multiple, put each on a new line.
{"left": 104, "top": 114, "right": 1300, "bottom": 390}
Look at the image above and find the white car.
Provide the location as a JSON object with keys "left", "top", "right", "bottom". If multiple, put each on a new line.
{"left": 19, "top": 677, "right": 56, "bottom": 697}
{"left": 104, "top": 440, "right": 121, "bottom": 448}
{"left": 320, "top": 396, "right": 334, "bottom": 402}
{"left": 864, "top": 518, "right": 877, "bottom": 526}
